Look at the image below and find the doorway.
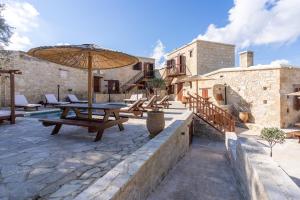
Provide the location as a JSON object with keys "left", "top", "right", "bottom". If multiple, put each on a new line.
{"left": 177, "top": 83, "right": 183, "bottom": 101}
{"left": 93, "top": 76, "right": 101, "bottom": 93}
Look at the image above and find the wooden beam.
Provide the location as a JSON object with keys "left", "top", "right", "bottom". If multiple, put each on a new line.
{"left": 88, "top": 52, "right": 93, "bottom": 119}
{"left": 10, "top": 73, "right": 15, "bottom": 124}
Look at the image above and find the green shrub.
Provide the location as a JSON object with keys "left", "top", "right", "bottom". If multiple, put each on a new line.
{"left": 261, "top": 127, "right": 285, "bottom": 157}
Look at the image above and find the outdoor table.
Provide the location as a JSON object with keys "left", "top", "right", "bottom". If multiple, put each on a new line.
{"left": 39, "top": 103, "right": 128, "bottom": 141}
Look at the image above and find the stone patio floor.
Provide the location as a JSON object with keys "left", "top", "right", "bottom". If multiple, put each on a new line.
{"left": 147, "top": 137, "right": 241, "bottom": 200}
{"left": 238, "top": 127, "right": 300, "bottom": 188}
{"left": 0, "top": 103, "right": 186, "bottom": 200}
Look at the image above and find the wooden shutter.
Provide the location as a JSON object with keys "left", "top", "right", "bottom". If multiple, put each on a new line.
{"left": 115, "top": 80, "right": 120, "bottom": 93}
{"left": 294, "top": 88, "right": 300, "bottom": 110}
{"left": 202, "top": 88, "right": 208, "bottom": 98}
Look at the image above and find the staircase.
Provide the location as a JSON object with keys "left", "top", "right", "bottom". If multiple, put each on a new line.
{"left": 120, "top": 71, "right": 145, "bottom": 92}
{"left": 188, "top": 93, "right": 235, "bottom": 133}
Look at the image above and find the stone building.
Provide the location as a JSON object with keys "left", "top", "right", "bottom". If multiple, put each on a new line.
{"left": 183, "top": 51, "right": 300, "bottom": 128}
{"left": 0, "top": 51, "right": 155, "bottom": 106}
{"left": 159, "top": 39, "right": 235, "bottom": 101}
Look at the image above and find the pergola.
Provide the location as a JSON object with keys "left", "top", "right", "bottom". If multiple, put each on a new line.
{"left": 0, "top": 68, "right": 21, "bottom": 124}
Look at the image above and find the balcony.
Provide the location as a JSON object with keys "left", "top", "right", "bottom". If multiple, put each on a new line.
{"left": 166, "top": 64, "right": 186, "bottom": 77}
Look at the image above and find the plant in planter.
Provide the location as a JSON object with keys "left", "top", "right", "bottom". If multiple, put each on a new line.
{"left": 261, "top": 127, "right": 285, "bottom": 157}
{"left": 237, "top": 100, "right": 252, "bottom": 123}
{"left": 146, "top": 78, "right": 166, "bottom": 138}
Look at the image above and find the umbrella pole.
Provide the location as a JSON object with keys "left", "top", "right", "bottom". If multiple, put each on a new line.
{"left": 196, "top": 80, "right": 198, "bottom": 96}
{"left": 88, "top": 52, "right": 93, "bottom": 119}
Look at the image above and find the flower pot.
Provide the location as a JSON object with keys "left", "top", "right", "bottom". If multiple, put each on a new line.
{"left": 239, "top": 112, "right": 249, "bottom": 123}
{"left": 147, "top": 111, "right": 165, "bottom": 138}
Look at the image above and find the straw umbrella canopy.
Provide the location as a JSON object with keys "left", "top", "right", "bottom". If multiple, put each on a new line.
{"left": 28, "top": 44, "right": 138, "bottom": 118}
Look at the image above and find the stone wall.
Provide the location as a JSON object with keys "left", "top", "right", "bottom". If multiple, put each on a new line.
{"left": 225, "top": 132, "right": 300, "bottom": 200}
{"left": 0, "top": 51, "right": 88, "bottom": 106}
{"left": 0, "top": 51, "right": 155, "bottom": 106}
{"left": 167, "top": 42, "right": 198, "bottom": 75}
{"left": 196, "top": 40, "right": 235, "bottom": 75}
{"left": 100, "top": 57, "right": 155, "bottom": 93}
{"left": 74, "top": 111, "right": 193, "bottom": 200}
{"left": 279, "top": 67, "right": 300, "bottom": 127}
{"left": 166, "top": 40, "right": 235, "bottom": 76}
{"left": 204, "top": 67, "right": 282, "bottom": 127}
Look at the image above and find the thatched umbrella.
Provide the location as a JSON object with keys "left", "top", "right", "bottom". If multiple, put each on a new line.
{"left": 28, "top": 44, "right": 138, "bottom": 118}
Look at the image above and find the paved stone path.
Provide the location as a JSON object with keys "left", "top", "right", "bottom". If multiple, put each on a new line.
{"left": 147, "top": 137, "right": 241, "bottom": 200}
{"left": 0, "top": 104, "right": 185, "bottom": 200}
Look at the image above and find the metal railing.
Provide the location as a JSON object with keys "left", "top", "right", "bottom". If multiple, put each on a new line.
{"left": 188, "top": 93, "right": 235, "bottom": 132}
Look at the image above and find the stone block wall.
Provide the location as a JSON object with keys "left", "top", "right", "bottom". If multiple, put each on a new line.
{"left": 279, "top": 67, "right": 300, "bottom": 127}
{"left": 205, "top": 67, "right": 282, "bottom": 127}
{"left": 167, "top": 42, "right": 198, "bottom": 75}
{"left": 0, "top": 51, "right": 155, "bottom": 107}
{"left": 166, "top": 40, "right": 235, "bottom": 76}
{"left": 196, "top": 40, "right": 235, "bottom": 75}
{"left": 74, "top": 111, "right": 193, "bottom": 200}
{"left": 225, "top": 132, "right": 300, "bottom": 200}
{"left": 100, "top": 57, "right": 155, "bottom": 93}
{"left": 0, "top": 51, "right": 88, "bottom": 106}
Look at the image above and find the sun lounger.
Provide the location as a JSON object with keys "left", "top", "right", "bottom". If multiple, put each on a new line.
{"left": 15, "top": 95, "right": 42, "bottom": 110}
{"left": 0, "top": 110, "right": 23, "bottom": 124}
{"left": 67, "top": 94, "right": 88, "bottom": 103}
{"left": 44, "top": 94, "right": 70, "bottom": 107}
{"left": 124, "top": 94, "right": 143, "bottom": 103}
{"left": 157, "top": 95, "right": 170, "bottom": 108}
{"left": 142, "top": 95, "right": 158, "bottom": 109}
{"left": 121, "top": 98, "right": 147, "bottom": 117}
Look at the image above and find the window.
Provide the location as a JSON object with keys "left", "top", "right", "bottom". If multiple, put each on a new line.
{"left": 133, "top": 62, "right": 142, "bottom": 70}
{"left": 189, "top": 50, "right": 193, "bottom": 57}
{"left": 293, "top": 85, "right": 300, "bottom": 110}
{"left": 202, "top": 88, "right": 208, "bottom": 98}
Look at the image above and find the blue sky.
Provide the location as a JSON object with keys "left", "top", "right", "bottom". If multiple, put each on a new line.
{"left": 2, "top": 0, "right": 300, "bottom": 67}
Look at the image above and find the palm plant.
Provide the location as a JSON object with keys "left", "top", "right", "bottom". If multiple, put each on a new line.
{"left": 147, "top": 78, "right": 166, "bottom": 111}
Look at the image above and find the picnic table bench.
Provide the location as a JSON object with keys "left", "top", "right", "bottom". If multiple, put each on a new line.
{"left": 40, "top": 103, "right": 129, "bottom": 141}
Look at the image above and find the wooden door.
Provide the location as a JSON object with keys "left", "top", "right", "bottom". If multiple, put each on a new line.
{"left": 177, "top": 83, "right": 183, "bottom": 101}
{"left": 94, "top": 76, "right": 101, "bottom": 93}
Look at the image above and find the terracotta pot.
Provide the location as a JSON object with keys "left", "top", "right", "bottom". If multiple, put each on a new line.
{"left": 239, "top": 112, "right": 249, "bottom": 123}
{"left": 147, "top": 111, "right": 165, "bottom": 138}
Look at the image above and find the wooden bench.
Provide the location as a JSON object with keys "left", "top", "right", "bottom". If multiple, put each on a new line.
{"left": 40, "top": 117, "right": 128, "bottom": 141}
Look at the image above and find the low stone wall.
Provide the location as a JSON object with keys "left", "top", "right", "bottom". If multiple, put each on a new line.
{"left": 74, "top": 111, "right": 193, "bottom": 200}
{"left": 226, "top": 132, "right": 300, "bottom": 200}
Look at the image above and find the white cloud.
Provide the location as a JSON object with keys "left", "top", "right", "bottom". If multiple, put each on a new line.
{"left": 151, "top": 40, "right": 166, "bottom": 69}
{"left": 197, "top": 0, "right": 300, "bottom": 48}
{"left": 56, "top": 43, "right": 70, "bottom": 46}
{"left": 2, "top": 1, "right": 39, "bottom": 50}
{"left": 270, "top": 59, "right": 289, "bottom": 66}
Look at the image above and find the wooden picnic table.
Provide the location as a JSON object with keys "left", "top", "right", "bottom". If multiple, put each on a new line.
{"left": 40, "top": 103, "right": 129, "bottom": 141}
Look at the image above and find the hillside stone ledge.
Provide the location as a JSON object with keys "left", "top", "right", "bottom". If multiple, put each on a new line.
{"left": 225, "top": 132, "right": 300, "bottom": 200}
{"left": 74, "top": 111, "right": 193, "bottom": 200}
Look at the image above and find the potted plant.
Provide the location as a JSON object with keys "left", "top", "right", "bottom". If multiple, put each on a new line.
{"left": 238, "top": 100, "right": 252, "bottom": 123}
{"left": 146, "top": 78, "right": 166, "bottom": 138}
{"left": 261, "top": 127, "right": 285, "bottom": 157}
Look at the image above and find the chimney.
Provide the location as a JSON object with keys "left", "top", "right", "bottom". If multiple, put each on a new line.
{"left": 239, "top": 51, "right": 254, "bottom": 68}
